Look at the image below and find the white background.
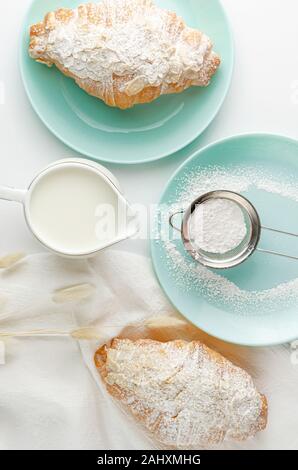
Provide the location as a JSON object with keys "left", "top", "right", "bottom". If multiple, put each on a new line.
{"left": 1, "top": 0, "right": 298, "bottom": 257}
{"left": 1, "top": 0, "right": 298, "bottom": 451}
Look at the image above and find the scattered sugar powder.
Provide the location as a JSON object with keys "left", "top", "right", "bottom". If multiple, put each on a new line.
{"left": 156, "top": 165, "right": 298, "bottom": 315}
{"left": 189, "top": 198, "right": 247, "bottom": 254}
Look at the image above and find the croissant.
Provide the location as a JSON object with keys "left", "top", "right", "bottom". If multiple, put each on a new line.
{"left": 95, "top": 338, "right": 267, "bottom": 449}
{"left": 29, "top": 0, "right": 221, "bottom": 109}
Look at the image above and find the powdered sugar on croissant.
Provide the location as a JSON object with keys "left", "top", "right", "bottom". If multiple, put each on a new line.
{"left": 95, "top": 338, "right": 267, "bottom": 449}
{"left": 29, "top": 0, "right": 221, "bottom": 109}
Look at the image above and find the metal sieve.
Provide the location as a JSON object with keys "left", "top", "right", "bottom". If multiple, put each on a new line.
{"left": 169, "top": 190, "right": 298, "bottom": 269}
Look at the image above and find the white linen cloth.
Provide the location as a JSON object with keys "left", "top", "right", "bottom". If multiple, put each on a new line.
{"left": 0, "top": 251, "right": 298, "bottom": 450}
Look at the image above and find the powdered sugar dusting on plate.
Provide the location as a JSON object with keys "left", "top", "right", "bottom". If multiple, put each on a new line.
{"left": 156, "top": 165, "right": 298, "bottom": 315}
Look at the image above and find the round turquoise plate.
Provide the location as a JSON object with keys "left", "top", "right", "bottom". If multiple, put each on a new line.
{"left": 20, "top": 0, "right": 233, "bottom": 164}
{"left": 151, "top": 134, "right": 298, "bottom": 346}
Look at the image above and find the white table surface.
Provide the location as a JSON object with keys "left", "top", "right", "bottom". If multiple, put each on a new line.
{"left": 1, "top": 0, "right": 298, "bottom": 258}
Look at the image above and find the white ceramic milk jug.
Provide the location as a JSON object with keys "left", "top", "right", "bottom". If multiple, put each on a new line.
{"left": 0, "top": 158, "right": 139, "bottom": 258}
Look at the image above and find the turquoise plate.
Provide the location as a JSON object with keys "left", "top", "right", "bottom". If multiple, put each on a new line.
{"left": 20, "top": 0, "right": 233, "bottom": 164}
{"left": 151, "top": 134, "right": 298, "bottom": 346}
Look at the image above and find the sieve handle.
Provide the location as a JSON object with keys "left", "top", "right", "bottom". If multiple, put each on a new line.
{"left": 257, "top": 225, "right": 298, "bottom": 261}
{"left": 169, "top": 210, "right": 184, "bottom": 232}
{"left": 256, "top": 248, "right": 298, "bottom": 261}
{"left": 261, "top": 225, "right": 298, "bottom": 238}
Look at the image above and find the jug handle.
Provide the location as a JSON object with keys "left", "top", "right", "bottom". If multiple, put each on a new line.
{"left": 0, "top": 186, "right": 26, "bottom": 204}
